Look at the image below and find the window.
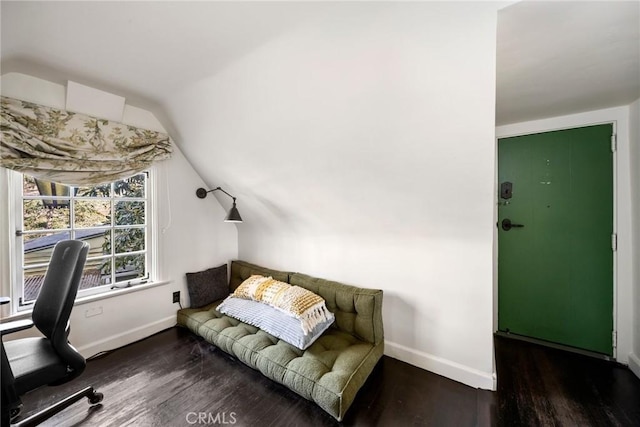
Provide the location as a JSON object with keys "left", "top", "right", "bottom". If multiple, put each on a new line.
{"left": 11, "top": 171, "right": 154, "bottom": 309}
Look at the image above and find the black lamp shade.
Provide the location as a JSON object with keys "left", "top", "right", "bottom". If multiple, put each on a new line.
{"left": 224, "top": 202, "right": 243, "bottom": 223}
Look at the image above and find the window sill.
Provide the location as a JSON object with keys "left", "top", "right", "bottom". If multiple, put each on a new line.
{"left": 1, "top": 279, "right": 172, "bottom": 323}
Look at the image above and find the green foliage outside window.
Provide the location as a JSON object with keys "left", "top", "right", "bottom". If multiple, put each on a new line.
{"left": 22, "top": 173, "right": 147, "bottom": 282}
{"left": 76, "top": 174, "right": 146, "bottom": 278}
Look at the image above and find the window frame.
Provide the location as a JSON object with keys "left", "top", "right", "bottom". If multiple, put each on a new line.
{"left": 7, "top": 169, "right": 158, "bottom": 312}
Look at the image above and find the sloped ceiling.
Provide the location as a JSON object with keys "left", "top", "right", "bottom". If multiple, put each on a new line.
{"left": 1, "top": 1, "right": 639, "bottom": 228}
{"left": 0, "top": 1, "right": 323, "bottom": 116}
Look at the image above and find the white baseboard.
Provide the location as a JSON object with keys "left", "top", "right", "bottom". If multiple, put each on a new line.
{"left": 384, "top": 340, "right": 496, "bottom": 391}
{"left": 77, "top": 315, "right": 176, "bottom": 358}
{"left": 629, "top": 352, "right": 640, "bottom": 380}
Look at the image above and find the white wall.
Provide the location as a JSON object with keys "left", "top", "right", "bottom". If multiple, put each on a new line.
{"left": 0, "top": 73, "right": 238, "bottom": 356}
{"left": 165, "top": 2, "right": 501, "bottom": 389}
{"left": 496, "top": 104, "right": 636, "bottom": 368}
{"left": 629, "top": 98, "right": 640, "bottom": 379}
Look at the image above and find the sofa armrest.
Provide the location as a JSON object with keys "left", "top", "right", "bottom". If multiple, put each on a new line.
{"left": 289, "top": 273, "right": 384, "bottom": 345}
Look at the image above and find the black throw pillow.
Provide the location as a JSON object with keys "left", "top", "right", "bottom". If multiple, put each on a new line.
{"left": 186, "top": 264, "right": 228, "bottom": 308}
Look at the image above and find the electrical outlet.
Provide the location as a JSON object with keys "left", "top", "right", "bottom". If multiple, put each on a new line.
{"left": 85, "top": 306, "right": 103, "bottom": 318}
{"left": 172, "top": 291, "right": 180, "bottom": 304}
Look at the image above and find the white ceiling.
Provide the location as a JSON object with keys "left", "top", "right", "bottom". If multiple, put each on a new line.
{"left": 2, "top": 2, "right": 637, "bottom": 128}
{"left": 497, "top": 1, "right": 639, "bottom": 125}
{"left": 2, "top": 1, "right": 638, "bottom": 128}
{"left": 0, "top": 1, "right": 324, "bottom": 117}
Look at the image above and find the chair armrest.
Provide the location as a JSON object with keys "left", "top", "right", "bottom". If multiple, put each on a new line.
{"left": 0, "top": 319, "right": 34, "bottom": 336}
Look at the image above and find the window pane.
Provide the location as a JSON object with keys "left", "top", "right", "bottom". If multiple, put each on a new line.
{"left": 80, "top": 264, "right": 111, "bottom": 289}
{"left": 22, "top": 175, "right": 38, "bottom": 196}
{"left": 114, "top": 254, "right": 145, "bottom": 282}
{"left": 74, "top": 200, "right": 112, "bottom": 228}
{"left": 114, "top": 228, "right": 145, "bottom": 254}
{"left": 76, "top": 183, "right": 111, "bottom": 198}
{"left": 114, "top": 174, "right": 146, "bottom": 198}
{"left": 23, "top": 176, "right": 75, "bottom": 200}
{"left": 17, "top": 170, "right": 152, "bottom": 307}
{"left": 115, "top": 201, "right": 145, "bottom": 225}
{"left": 23, "top": 269, "right": 46, "bottom": 303}
{"left": 78, "top": 229, "right": 111, "bottom": 256}
{"left": 23, "top": 200, "right": 70, "bottom": 231}
{"left": 23, "top": 232, "right": 70, "bottom": 268}
{"left": 98, "top": 259, "right": 113, "bottom": 285}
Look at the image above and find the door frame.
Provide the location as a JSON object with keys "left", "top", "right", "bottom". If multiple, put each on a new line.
{"left": 494, "top": 107, "right": 634, "bottom": 363}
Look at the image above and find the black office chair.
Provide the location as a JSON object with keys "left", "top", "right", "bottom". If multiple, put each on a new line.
{"left": 1, "top": 240, "right": 103, "bottom": 427}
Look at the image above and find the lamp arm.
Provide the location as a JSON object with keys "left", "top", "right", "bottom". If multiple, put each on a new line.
{"left": 196, "top": 186, "right": 237, "bottom": 202}
{"left": 211, "top": 187, "right": 236, "bottom": 202}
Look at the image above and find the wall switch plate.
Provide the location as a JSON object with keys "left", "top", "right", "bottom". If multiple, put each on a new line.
{"left": 173, "top": 291, "right": 180, "bottom": 304}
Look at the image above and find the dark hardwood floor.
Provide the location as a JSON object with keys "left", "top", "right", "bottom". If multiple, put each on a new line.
{"left": 11, "top": 328, "right": 640, "bottom": 426}
{"left": 494, "top": 335, "right": 640, "bottom": 426}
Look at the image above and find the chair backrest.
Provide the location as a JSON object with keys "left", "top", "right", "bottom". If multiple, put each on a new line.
{"left": 32, "top": 240, "right": 89, "bottom": 351}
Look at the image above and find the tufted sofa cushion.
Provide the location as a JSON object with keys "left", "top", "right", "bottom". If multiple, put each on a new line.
{"left": 177, "top": 301, "right": 383, "bottom": 421}
{"left": 177, "top": 261, "right": 384, "bottom": 421}
{"left": 289, "top": 273, "right": 384, "bottom": 346}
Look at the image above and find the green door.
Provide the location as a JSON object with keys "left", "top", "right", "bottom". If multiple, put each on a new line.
{"left": 498, "top": 124, "right": 614, "bottom": 356}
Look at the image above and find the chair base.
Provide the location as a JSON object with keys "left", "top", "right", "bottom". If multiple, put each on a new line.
{"left": 11, "top": 386, "right": 103, "bottom": 427}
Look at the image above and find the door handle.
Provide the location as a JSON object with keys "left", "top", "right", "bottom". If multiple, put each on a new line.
{"left": 501, "top": 218, "right": 524, "bottom": 231}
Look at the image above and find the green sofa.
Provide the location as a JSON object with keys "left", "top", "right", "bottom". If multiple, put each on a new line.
{"left": 177, "top": 260, "right": 384, "bottom": 421}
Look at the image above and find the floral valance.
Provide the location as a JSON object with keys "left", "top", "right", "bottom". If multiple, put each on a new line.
{"left": 0, "top": 95, "right": 173, "bottom": 185}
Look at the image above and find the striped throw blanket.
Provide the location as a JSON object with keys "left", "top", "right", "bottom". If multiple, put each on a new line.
{"left": 233, "top": 275, "right": 332, "bottom": 335}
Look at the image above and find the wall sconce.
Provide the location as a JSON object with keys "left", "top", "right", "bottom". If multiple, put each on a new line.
{"left": 196, "top": 187, "right": 243, "bottom": 223}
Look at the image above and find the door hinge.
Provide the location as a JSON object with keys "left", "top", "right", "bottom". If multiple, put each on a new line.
{"left": 612, "top": 331, "right": 617, "bottom": 348}
{"left": 612, "top": 233, "right": 617, "bottom": 251}
{"left": 611, "top": 134, "right": 617, "bottom": 152}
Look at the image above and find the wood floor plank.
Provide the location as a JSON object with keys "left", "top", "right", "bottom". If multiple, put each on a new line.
{"left": 11, "top": 328, "right": 640, "bottom": 426}
{"left": 494, "top": 335, "right": 640, "bottom": 427}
